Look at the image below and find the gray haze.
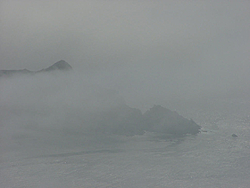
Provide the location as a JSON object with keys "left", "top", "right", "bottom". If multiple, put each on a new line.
{"left": 1, "top": 2, "right": 250, "bottom": 187}
{"left": 1, "top": 0, "right": 250, "bottom": 107}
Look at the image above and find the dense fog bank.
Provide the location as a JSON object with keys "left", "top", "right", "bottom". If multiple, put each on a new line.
{"left": 0, "top": 65, "right": 201, "bottom": 156}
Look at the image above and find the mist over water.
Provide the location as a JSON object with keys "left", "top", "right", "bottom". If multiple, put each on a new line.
{"left": 0, "top": 63, "right": 249, "bottom": 155}
{"left": 1, "top": 1, "right": 250, "bottom": 187}
{"left": 1, "top": 71, "right": 250, "bottom": 187}
{"left": 0, "top": 71, "right": 124, "bottom": 155}
{"left": 1, "top": 64, "right": 250, "bottom": 188}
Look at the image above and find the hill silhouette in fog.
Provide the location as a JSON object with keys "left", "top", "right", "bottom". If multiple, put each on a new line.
{"left": 0, "top": 60, "right": 72, "bottom": 78}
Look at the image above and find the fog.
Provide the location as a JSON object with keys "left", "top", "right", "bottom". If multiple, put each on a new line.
{"left": 0, "top": 69, "right": 152, "bottom": 138}
{"left": 1, "top": 0, "right": 250, "bottom": 148}
{"left": 1, "top": 1, "right": 249, "bottom": 104}
{"left": 1, "top": 2, "right": 250, "bottom": 187}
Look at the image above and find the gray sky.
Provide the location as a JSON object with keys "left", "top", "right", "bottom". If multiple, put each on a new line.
{"left": 1, "top": 0, "right": 250, "bottom": 105}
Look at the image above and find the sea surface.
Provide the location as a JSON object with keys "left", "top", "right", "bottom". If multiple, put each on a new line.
{"left": 1, "top": 98, "right": 250, "bottom": 188}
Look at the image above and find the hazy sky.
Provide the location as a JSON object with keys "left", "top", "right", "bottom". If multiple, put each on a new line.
{"left": 1, "top": 0, "right": 250, "bottom": 103}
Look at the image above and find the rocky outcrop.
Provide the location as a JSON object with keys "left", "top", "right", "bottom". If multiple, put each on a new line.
{"left": 38, "top": 60, "right": 72, "bottom": 72}
{"left": 87, "top": 104, "right": 201, "bottom": 136}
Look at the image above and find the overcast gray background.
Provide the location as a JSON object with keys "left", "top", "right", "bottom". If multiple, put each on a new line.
{"left": 1, "top": 0, "right": 250, "bottom": 108}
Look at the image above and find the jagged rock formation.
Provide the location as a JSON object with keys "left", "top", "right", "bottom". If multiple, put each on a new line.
{"left": 0, "top": 60, "right": 72, "bottom": 78}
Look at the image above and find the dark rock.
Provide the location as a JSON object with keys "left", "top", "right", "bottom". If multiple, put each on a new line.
{"left": 232, "top": 134, "right": 238, "bottom": 137}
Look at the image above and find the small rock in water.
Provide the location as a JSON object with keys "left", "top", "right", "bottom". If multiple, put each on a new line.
{"left": 232, "top": 134, "right": 238, "bottom": 137}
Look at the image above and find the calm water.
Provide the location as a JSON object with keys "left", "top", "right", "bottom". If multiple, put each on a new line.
{"left": 1, "top": 99, "right": 250, "bottom": 188}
